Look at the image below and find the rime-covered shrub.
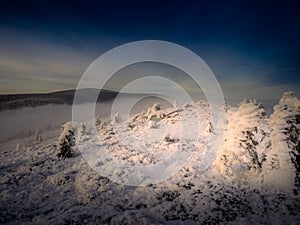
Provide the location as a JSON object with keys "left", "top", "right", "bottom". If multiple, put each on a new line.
{"left": 164, "top": 134, "right": 179, "bottom": 143}
{"left": 147, "top": 120, "right": 159, "bottom": 129}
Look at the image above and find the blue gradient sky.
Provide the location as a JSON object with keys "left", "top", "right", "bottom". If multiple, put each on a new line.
{"left": 0, "top": 0, "right": 299, "bottom": 102}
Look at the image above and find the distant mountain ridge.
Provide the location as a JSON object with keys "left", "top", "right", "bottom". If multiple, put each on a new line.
{"left": 0, "top": 89, "right": 119, "bottom": 111}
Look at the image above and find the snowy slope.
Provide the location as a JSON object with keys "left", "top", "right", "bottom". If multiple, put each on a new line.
{"left": 1, "top": 92, "right": 300, "bottom": 224}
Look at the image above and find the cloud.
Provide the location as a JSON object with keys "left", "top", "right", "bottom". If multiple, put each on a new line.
{"left": 0, "top": 26, "right": 299, "bottom": 100}
{"left": 0, "top": 29, "right": 99, "bottom": 93}
{"left": 221, "top": 78, "right": 300, "bottom": 101}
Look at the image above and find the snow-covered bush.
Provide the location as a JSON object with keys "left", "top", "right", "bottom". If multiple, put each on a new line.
{"left": 16, "top": 143, "right": 21, "bottom": 150}
{"left": 111, "top": 112, "right": 122, "bottom": 125}
{"left": 36, "top": 135, "right": 43, "bottom": 142}
{"left": 164, "top": 134, "right": 179, "bottom": 143}
{"left": 205, "top": 122, "right": 213, "bottom": 133}
{"left": 183, "top": 103, "right": 193, "bottom": 108}
{"left": 147, "top": 120, "right": 159, "bottom": 129}
{"left": 95, "top": 115, "right": 101, "bottom": 126}
{"left": 146, "top": 103, "right": 163, "bottom": 121}
{"left": 57, "top": 121, "right": 76, "bottom": 159}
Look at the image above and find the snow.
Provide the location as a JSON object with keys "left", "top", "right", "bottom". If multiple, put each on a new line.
{"left": 0, "top": 92, "right": 300, "bottom": 224}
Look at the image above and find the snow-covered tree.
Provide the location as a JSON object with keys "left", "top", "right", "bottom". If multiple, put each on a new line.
{"left": 287, "top": 114, "right": 300, "bottom": 194}
{"left": 214, "top": 99, "right": 269, "bottom": 179}
{"left": 57, "top": 121, "right": 77, "bottom": 159}
{"left": 262, "top": 92, "right": 300, "bottom": 193}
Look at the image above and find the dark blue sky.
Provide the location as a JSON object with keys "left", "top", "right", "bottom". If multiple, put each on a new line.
{"left": 0, "top": 0, "right": 299, "bottom": 101}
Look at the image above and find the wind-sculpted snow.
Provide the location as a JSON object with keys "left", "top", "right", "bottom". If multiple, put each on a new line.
{"left": 0, "top": 92, "right": 299, "bottom": 224}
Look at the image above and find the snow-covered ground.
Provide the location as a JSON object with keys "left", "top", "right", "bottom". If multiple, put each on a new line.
{"left": 1, "top": 92, "right": 299, "bottom": 224}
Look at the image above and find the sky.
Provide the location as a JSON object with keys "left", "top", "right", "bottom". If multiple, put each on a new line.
{"left": 0, "top": 0, "right": 299, "bottom": 104}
